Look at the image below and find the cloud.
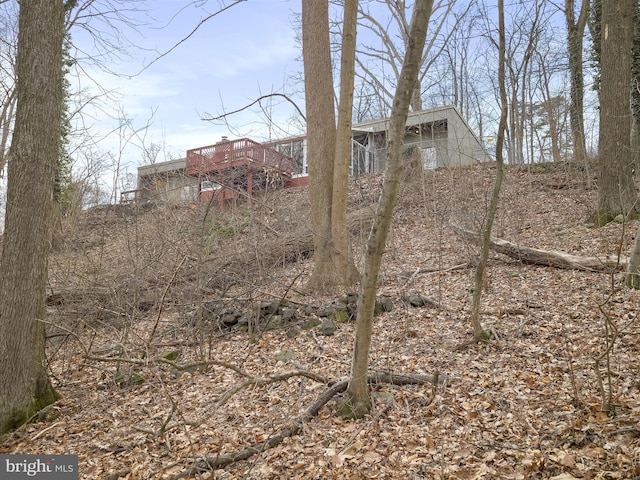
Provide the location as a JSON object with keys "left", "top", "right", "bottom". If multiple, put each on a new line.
{"left": 201, "top": 32, "right": 298, "bottom": 79}
{"left": 71, "top": 1, "right": 303, "bottom": 170}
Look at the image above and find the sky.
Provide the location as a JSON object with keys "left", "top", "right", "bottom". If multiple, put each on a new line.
{"left": 71, "top": 0, "right": 304, "bottom": 179}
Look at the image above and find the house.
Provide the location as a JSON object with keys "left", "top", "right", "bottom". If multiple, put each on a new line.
{"left": 185, "top": 137, "right": 295, "bottom": 208}
{"left": 128, "top": 138, "right": 294, "bottom": 208}
{"left": 126, "top": 157, "right": 194, "bottom": 204}
{"left": 265, "top": 105, "right": 488, "bottom": 175}
{"left": 130, "top": 105, "right": 487, "bottom": 205}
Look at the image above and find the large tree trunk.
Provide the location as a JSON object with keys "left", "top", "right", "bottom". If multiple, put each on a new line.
{"left": 302, "top": 0, "right": 359, "bottom": 292}
{"left": 0, "top": 0, "right": 65, "bottom": 434}
{"left": 330, "top": 0, "right": 360, "bottom": 288}
{"left": 631, "top": 2, "right": 640, "bottom": 171}
{"left": 302, "top": 0, "right": 338, "bottom": 292}
{"left": 566, "top": 0, "right": 589, "bottom": 165}
{"left": 340, "top": 0, "right": 434, "bottom": 420}
{"left": 596, "top": 0, "right": 638, "bottom": 224}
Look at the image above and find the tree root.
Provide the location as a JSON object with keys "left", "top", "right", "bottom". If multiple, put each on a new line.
{"left": 164, "top": 372, "right": 442, "bottom": 479}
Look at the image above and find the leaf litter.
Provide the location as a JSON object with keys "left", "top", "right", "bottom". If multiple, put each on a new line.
{"left": 2, "top": 163, "right": 640, "bottom": 479}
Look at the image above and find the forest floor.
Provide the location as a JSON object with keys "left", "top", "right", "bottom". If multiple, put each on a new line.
{"left": 2, "top": 161, "right": 640, "bottom": 480}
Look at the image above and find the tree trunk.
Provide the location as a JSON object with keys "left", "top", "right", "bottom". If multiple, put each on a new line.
{"left": 626, "top": 220, "right": 640, "bottom": 288}
{"left": 330, "top": 0, "right": 360, "bottom": 288}
{"left": 470, "top": 0, "right": 507, "bottom": 342}
{"left": 0, "top": 0, "right": 65, "bottom": 434}
{"left": 630, "top": 0, "right": 640, "bottom": 237}
{"left": 302, "top": 0, "right": 338, "bottom": 292}
{"left": 302, "top": 0, "right": 359, "bottom": 292}
{"left": 596, "top": 0, "right": 637, "bottom": 224}
{"left": 566, "top": 0, "right": 589, "bottom": 165}
{"left": 456, "top": 227, "right": 627, "bottom": 272}
{"left": 340, "top": 0, "right": 434, "bottom": 420}
{"left": 631, "top": 2, "right": 640, "bottom": 171}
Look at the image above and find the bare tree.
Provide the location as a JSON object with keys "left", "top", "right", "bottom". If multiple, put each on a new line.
{"left": 354, "top": 0, "right": 467, "bottom": 115}
{"left": 501, "top": 1, "right": 546, "bottom": 164}
{"left": 532, "top": 37, "right": 569, "bottom": 163}
{"left": 0, "top": 0, "right": 65, "bottom": 433}
{"left": 340, "top": 0, "right": 434, "bottom": 419}
{"left": 565, "top": 0, "right": 589, "bottom": 164}
{"left": 331, "top": 0, "right": 361, "bottom": 288}
{"left": 302, "top": 0, "right": 359, "bottom": 292}
{"left": 596, "top": 0, "right": 637, "bottom": 223}
{"left": 441, "top": 6, "right": 484, "bottom": 124}
{"left": 469, "top": 0, "right": 508, "bottom": 342}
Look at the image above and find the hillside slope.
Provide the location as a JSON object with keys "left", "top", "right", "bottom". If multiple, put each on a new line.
{"left": 3, "top": 163, "right": 640, "bottom": 480}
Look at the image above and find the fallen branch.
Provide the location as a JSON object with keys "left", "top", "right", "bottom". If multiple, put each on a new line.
{"left": 202, "top": 205, "right": 377, "bottom": 288}
{"left": 399, "top": 263, "right": 470, "bottom": 286}
{"left": 455, "top": 227, "right": 627, "bottom": 272}
{"left": 85, "top": 354, "right": 328, "bottom": 389}
{"left": 215, "top": 369, "right": 329, "bottom": 408}
{"left": 85, "top": 355, "right": 253, "bottom": 378}
{"left": 165, "top": 372, "right": 442, "bottom": 479}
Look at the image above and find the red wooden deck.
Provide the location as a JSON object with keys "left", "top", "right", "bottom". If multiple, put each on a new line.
{"left": 186, "top": 138, "right": 294, "bottom": 208}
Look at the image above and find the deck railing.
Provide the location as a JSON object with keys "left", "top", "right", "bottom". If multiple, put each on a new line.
{"left": 186, "top": 138, "right": 294, "bottom": 176}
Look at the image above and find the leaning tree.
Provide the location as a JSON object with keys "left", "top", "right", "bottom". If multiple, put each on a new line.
{"left": 341, "top": 0, "right": 434, "bottom": 419}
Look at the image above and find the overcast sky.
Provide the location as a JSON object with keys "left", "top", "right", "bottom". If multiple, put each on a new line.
{"left": 71, "top": 0, "right": 304, "bottom": 174}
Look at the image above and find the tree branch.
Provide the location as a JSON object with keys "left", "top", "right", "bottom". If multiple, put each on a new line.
{"left": 164, "top": 372, "right": 443, "bottom": 479}
{"left": 132, "top": 0, "right": 247, "bottom": 76}
{"left": 202, "top": 93, "right": 306, "bottom": 123}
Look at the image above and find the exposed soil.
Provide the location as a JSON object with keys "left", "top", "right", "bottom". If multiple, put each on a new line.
{"left": 2, "top": 162, "right": 640, "bottom": 480}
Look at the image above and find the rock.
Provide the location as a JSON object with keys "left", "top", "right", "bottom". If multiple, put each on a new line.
{"left": 320, "top": 302, "right": 348, "bottom": 318}
{"left": 172, "top": 364, "right": 197, "bottom": 377}
{"left": 219, "top": 310, "right": 240, "bottom": 327}
{"left": 136, "top": 298, "right": 156, "bottom": 312}
{"left": 332, "top": 309, "right": 350, "bottom": 323}
{"left": 264, "top": 315, "right": 284, "bottom": 330}
{"left": 402, "top": 291, "right": 426, "bottom": 307}
{"left": 114, "top": 372, "right": 145, "bottom": 388}
{"left": 189, "top": 300, "right": 225, "bottom": 325}
{"left": 302, "top": 318, "right": 322, "bottom": 330}
{"left": 340, "top": 292, "right": 359, "bottom": 306}
{"left": 286, "top": 326, "right": 301, "bottom": 338}
{"left": 321, "top": 318, "right": 336, "bottom": 336}
{"left": 162, "top": 350, "right": 181, "bottom": 361}
{"left": 281, "top": 307, "right": 297, "bottom": 321}
{"left": 91, "top": 343, "right": 124, "bottom": 356}
{"left": 375, "top": 295, "right": 394, "bottom": 314}
{"left": 260, "top": 300, "right": 281, "bottom": 317}
{"left": 372, "top": 391, "right": 396, "bottom": 405}
{"left": 203, "top": 300, "right": 224, "bottom": 314}
{"left": 275, "top": 349, "right": 294, "bottom": 363}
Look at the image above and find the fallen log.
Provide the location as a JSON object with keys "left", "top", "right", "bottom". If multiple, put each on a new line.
{"left": 203, "top": 205, "right": 377, "bottom": 287}
{"left": 455, "top": 227, "right": 627, "bottom": 272}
